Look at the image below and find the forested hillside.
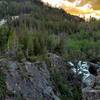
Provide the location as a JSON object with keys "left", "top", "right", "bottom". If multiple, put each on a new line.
{"left": 0, "top": 0, "right": 100, "bottom": 60}
{"left": 0, "top": 0, "right": 100, "bottom": 100}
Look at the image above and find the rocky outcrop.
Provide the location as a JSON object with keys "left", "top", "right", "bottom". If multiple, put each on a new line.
{"left": 82, "top": 75, "right": 100, "bottom": 100}
{"left": 0, "top": 59, "right": 60, "bottom": 100}
{"left": 0, "top": 54, "right": 83, "bottom": 100}
{"left": 82, "top": 88, "right": 100, "bottom": 100}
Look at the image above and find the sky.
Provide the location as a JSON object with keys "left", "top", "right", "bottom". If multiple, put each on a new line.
{"left": 41, "top": 0, "right": 100, "bottom": 20}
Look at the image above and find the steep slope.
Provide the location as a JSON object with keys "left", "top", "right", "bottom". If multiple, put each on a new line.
{"left": 0, "top": 0, "right": 100, "bottom": 100}
{"left": 0, "top": 0, "right": 100, "bottom": 60}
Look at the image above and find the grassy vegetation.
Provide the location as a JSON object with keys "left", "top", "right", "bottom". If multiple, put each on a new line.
{"left": 50, "top": 66, "right": 82, "bottom": 100}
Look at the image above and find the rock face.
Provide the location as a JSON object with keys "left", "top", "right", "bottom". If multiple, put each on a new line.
{"left": 82, "top": 88, "right": 100, "bottom": 100}
{"left": 82, "top": 75, "right": 100, "bottom": 100}
{"left": 0, "top": 60, "right": 60, "bottom": 100}
{"left": 0, "top": 54, "right": 86, "bottom": 100}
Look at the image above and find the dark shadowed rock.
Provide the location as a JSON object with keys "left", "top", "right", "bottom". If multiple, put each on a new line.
{"left": 89, "top": 63, "right": 99, "bottom": 76}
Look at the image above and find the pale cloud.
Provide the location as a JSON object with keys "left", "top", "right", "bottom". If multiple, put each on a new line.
{"left": 41, "top": 0, "right": 84, "bottom": 8}
{"left": 41, "top": 0, "right": 100, "bottom": 20}
{"left": 41, "top": 0, "right": 62, "bottom": 7}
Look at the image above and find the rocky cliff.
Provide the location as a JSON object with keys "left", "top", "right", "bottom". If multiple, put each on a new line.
{"left": 0, "top": 56, "right": 60, "bottom": 100}
{"left": 0, "top": 53, "right": 82, "bottom": 100}
{"left": 0, "top": 53, "right": 100, "bottom": 100}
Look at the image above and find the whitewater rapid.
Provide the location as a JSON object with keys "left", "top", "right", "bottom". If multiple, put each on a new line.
{"left": 68, "top": 61, "right": 100, "bottom": 87}
{"left": 0, "top": 16, "right": 19, "bottom": 26}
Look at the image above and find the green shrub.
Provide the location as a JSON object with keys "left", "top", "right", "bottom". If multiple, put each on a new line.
{"left": 17, "top": 49, "right": 25, "bottom": 62}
